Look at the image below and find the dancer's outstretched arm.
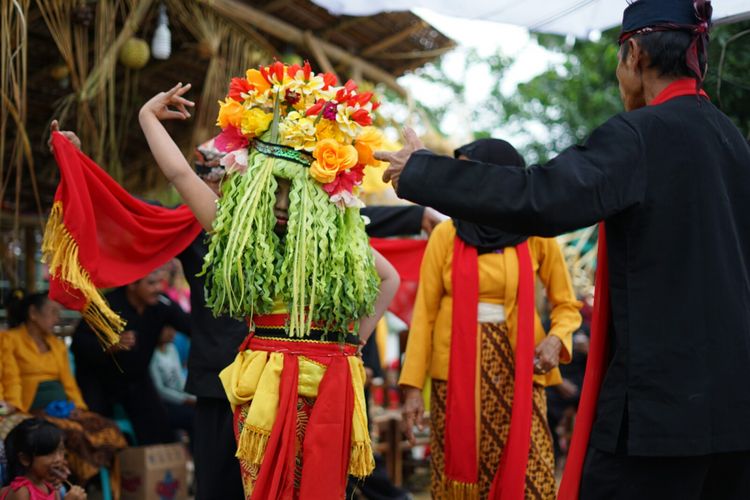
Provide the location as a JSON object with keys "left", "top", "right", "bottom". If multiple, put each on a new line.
{"left": 357, "top": 248, "right": 400, "bottom": 343}
{"left": 139, "top": 83, "right": 218, "bottom": 231}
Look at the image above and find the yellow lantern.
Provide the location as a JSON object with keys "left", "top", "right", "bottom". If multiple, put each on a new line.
{"left": 119, "top": 38, "right": 150, "bottom": 69}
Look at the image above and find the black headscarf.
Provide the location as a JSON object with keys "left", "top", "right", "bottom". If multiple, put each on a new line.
{"left": 453, "top": 138, "right": 528, "bottom": 254}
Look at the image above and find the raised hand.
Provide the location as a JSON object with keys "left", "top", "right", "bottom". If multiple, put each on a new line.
{"left": 139, "top": 83, "right": 195, "bottom": 122}
{"left": 49, "top": 120, "right": 82, "bottom": 152}
{"left": 374, "top": 127, "right": 425, "bottom": 192}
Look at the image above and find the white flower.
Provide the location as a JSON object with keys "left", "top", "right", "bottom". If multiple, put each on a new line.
{"left": 220, "top": 148, "right": 249, "bottom": 175}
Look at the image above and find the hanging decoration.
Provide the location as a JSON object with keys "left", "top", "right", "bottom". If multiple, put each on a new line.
{"left": 119, "top": 37, "right": 150, "bottom": 69}
{"left": 151, "top": 3, "right": 171, "bottom": 60}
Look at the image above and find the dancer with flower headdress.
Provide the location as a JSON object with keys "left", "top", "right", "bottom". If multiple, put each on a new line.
{"left": 138, "top": 62, "right": 400, "bottom": 499}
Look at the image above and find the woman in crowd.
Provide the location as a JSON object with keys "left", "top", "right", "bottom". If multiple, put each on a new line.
{"left": 399, "top": 139, "right": 582, "bottom": 499}
{"left": 0, "top": 290, "right": 126, "bottom": 489}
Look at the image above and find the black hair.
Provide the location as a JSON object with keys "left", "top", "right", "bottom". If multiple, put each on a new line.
{"left": 4, "top": 418, "right": 64, "bottom": 478}
{"left": 5, "top": 289, "right": 49, "bottom": 328}
{"left": 621, "top": 30, "right": 707, "bottom": 80}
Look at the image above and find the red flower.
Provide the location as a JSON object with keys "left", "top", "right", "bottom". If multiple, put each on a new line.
{"left": 323, "top": 164, "right": 365, "bottom": 195}
{"left": 322, "top": 72, "right": 338, "bottom": 90}
{"left": 371, "top": 100, "right": 381, "bottom": 111}
{"left": 228, "top": 77, "right": 253, "bottom": 101}
{"left": 270, "top": 61, "right": 285, "bottom": 82}
{"left": 303, "top": 61, "right": 312, "bottom": 80}
{"left": 335, "top": 79, "right": 358, "bottom": 103}
{"left": 287, "top": 63, "right": 301, "bottom": 79}
{"left": 351, "top": 91, "right": 373, "bottom": 107}
{"left": 305, "top": 99, "right": 326, "bottom": 117}
{"left": 214, "top": 126, "right": 249, "bottom": 153}
{"left": 259, "top": 65, "right": 271, "bottom": 84}
{"left": 350, "top": 109, "right": 372, "bottom": 127}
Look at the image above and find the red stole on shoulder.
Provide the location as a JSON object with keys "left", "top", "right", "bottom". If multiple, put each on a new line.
{"left": 446, "top": 237, "right": 535, "bottom": 499}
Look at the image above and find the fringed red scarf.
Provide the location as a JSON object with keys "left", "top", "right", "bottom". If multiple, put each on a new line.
{"left": 446, "top": 237, "right": 535, "bottom": 499}
{"left": 43, "top": 133, "right": 203, "bottom": 347}
{"left": 558, "top": 79, "right": 708, "bottom": 499}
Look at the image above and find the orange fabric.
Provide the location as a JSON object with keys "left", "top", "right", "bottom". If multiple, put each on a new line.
{"left": 1, "top": 325, "right": 87, "bottom": 412}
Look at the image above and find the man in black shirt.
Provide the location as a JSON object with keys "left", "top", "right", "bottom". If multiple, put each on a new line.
{"left": 377, "top": 1, "right": 750, "bottom": 497}
{"left": 72, "top": 269, "right": 191, "bottom": 445}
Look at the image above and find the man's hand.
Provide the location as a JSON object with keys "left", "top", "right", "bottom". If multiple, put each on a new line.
{"left": 421, "top": 207, "right": 447, "bottom": 235}
{"left": 534, "top": 335, "right": 562, "bottom": 374}
{"left": 49, "top": 120, "right": 81, "bottom": 153}
{"left": 139, "top": 82, "right": 194, "bottom": 122}
{"left": 374, "top": 127, "right": 425, "bottom": 192}
{"left": 401, "top": 386, "right": 425, "bottom": 446}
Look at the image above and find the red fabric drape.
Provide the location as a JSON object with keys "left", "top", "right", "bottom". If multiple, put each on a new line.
{"left": 556, "top": 225, "right": 610, "bottom": 500}
{"left": 447, "top": 238, "right": 535, "bottom": 498}
{"left": 558, "top": 78, "right": 708, "bottom": 499}
{"left": 251, "top": 354, "right": 300, "bottom": 499}
{"left": 46, "top": 133, "right": 202, "bottom": 339}
{"left": 370, "top": 237, "right": 427, "bottom": 325}
{"left": 445, "top": 237, "right": 480, "bottom": 487}
{"left": 489, "top": 240, "right": 536, "bottom": 500}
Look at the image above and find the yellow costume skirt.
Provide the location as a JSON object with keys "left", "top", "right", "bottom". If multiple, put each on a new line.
{"left": 220, "top": 332, "right": 374, "bottom": 500}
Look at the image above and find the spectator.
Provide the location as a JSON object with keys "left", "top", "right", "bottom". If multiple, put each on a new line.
{"left": 71, "top": 269, "right": 191, "bottom": 445}
{"left": 0, "top": 290, "right": 125, "bottom": 488}
{"left": 149, "top": 325, "right": 196, "bottom": 450}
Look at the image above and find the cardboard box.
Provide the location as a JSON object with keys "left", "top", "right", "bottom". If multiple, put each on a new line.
{"left": 119, "top": 444, "right": 188, "bottom": 500}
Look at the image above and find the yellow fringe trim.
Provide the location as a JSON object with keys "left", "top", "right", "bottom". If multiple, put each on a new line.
{"left": 444, "top": 479, "right": 479, "bottom": 500}
{"left": 236, "top": 423, "right": 271, "bottom": 465}
{"left": 348, "top": 440, "right": 375, "bottom": 478}
{"left": 42, "top": 202, "right": 124, "bottom": 348}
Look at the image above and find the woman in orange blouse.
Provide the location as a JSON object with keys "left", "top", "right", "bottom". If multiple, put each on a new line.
{"left": 399, "top": 139, "right": 582, "bottom": 499}
{"left": 1, "top": 290, "right": 126, "bottom": 488}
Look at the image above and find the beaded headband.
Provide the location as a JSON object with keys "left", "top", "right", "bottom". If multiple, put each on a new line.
{"left": 253, "top": 139, "right": 313, "bottom": 167}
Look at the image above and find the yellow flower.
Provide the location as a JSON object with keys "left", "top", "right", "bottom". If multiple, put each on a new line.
{"left": 246, "top": 69, "right": 271, "bottom": 94}
{"left": 315, "top": 119, "right": 347, "bottom": 144}
{"left": 354, "top": 127, "right": 385, "bottom": 166}
{"left": 216, "top": 98, "right": 245, "bottom": 129}
{"left": 279, "top": 112, "right": 317, "bottom": 151}
{"left": 310, "top": 139, "right": 358, "bottom": 184}
{"left": 240, "top": 107, "right": 274, "bottom": 138}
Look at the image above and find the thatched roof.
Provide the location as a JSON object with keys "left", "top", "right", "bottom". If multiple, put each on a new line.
{"left": 1, "top": 0, "right": 454, "bottom": 224}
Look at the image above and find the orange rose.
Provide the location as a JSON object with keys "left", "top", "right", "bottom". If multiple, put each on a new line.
{"left": 310, "top": 139, "right": 358, "bottom": 184}
{"left": 354, "top": 127, "right": 384, "bottom": 166}
{"left": 216, "top": 98, "right": 245, "bottom": 129}
{"left": 246, "top": 69, "right": 271, "bottom": 94}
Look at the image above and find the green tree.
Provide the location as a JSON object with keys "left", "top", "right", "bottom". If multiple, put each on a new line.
{"left": 409, "top": 21, "right": 750, "bottom": 163}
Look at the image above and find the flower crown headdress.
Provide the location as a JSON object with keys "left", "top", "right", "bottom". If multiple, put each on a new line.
{"left": 213, "top": 60, "right": 384, "bottom": 209}
{"left": 201, "top": 62, "right": 382, "bottom": 338}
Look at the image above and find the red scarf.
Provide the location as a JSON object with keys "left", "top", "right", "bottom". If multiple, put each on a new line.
{"left": 446, "top": 237, "right": 535, "bottom": 499}
{"left": 557, "top": 79, "right": 708, "bottom": 499}
{"left": 43, "top": 133, "right": 203, "bottom": 346}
